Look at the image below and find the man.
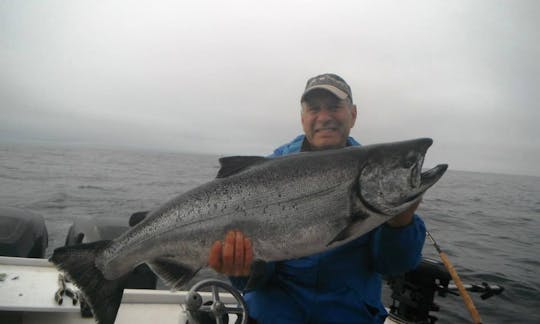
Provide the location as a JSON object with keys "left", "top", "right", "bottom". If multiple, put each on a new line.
{"left": 208, "top": 73, "right": 426, "bottom": 323}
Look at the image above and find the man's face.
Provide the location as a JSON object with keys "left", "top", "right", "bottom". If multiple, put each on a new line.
{"left": 301, "top": 89, "right": 357, "bottom": 150}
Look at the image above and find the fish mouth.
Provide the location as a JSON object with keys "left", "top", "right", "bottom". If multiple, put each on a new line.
{"left": 407, "top": 138, "right": 447, "bottom": 198}
{"left": 357, "top": 138, "right": 448, "bottom": 216}
{"left": 421, "top": 164, "right": 448, "bottom": 187}
{"left": 406, "top": 163, "right": 448, "bottom": 203}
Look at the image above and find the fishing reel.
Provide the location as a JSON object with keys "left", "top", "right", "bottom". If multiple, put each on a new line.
{"left": 385, "top": 258, "right": 503, "bottom": 324}
{"left": 185, "top": 279, "right": 248, "bottom": 324}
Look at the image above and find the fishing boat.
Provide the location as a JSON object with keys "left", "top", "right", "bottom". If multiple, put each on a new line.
{"left": 0, "top": 207, "right": 502, "bottom": 324}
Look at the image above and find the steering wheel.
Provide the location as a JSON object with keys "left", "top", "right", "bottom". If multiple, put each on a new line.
{"left": 185, "top": 279, "right": 248, "bottom": 324}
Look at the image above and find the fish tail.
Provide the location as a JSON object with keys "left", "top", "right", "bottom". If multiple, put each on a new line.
{"left": 50, "top": 240, "right": 126, "bottom": 324}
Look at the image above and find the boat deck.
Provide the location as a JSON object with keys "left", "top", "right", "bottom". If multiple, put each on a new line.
{"left": 0, "top": 256, "right": 238, "bottom": 324}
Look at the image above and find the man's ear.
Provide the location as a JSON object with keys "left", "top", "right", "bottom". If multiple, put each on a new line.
{"left": 350, "top": 104, "right": 357, "bottom": 127}
{"left": 300, "top": 103, "right": 307, "bottom": 125}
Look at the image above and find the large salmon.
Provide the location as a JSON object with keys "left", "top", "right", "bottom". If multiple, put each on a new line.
{"left": 51, "top": 138, "right": 447, "bottom": 324}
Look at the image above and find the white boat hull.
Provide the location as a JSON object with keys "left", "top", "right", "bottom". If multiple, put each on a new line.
{"left": 0, "top": 256, "right": 398, "bottom": 324}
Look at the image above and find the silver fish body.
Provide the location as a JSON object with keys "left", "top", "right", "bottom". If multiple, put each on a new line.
{"left": 51, "top": 137, "right": 447, "bottom": 324}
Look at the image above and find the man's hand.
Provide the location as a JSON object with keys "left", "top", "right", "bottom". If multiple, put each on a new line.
{"left": 208, "top": 230, "right": 253, "bottom": 276}
{"left": 386, "top": 201, "right": 420, "bottom": 228}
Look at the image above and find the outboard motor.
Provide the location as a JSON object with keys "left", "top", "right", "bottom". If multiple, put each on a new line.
{"left": 0, "top": 207, "right": 48, "bottom": 258}
{"left": 385, "top": 258, "right": 503, "bottom": 324}
{"left": 386, "top": 258, "right": 451, "bottom": 324}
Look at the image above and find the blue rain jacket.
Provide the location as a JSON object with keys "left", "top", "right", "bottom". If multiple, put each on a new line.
{"left": 231, "top": 135, "right": 426, "bottom": 323}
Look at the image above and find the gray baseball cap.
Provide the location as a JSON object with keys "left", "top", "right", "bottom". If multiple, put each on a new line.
{"left": 301, "top": 73, "right": 353, "bottom": 103}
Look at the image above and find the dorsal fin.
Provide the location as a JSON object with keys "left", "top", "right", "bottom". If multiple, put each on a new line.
{"left": 216, "top": 156, "right": 268, "bottom": 178}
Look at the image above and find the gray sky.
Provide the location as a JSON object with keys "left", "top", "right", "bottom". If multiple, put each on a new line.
{"left": 1, "top": 0, "right": 539, "bottom": 176}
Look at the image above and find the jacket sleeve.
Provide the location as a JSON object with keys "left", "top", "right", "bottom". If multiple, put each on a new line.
{"left": 229, "top": 261, "right": 276, "bottom": 292}
{"left": 370, "top": 214, "right": 426, "bottom": 275}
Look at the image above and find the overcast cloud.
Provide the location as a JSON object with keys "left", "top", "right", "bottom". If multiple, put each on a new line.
{"left": 1, "top": 0, "right": 539, "bottom": 176}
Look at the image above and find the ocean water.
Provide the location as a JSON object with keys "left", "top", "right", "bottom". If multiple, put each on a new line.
{"left": 0, "top": 143, "right": 538, "bottom": 323}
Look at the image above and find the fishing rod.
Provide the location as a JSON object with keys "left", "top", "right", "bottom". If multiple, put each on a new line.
{"left": 426, "top": 231, "right": 482, "bottom": 324}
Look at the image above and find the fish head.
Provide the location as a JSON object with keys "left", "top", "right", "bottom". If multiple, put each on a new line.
{"left": 357, "top": 138, "right": 447, "bottom": 216}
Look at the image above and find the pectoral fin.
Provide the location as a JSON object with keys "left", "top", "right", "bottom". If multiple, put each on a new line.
{"left": 326, "top": 212, "right": 370, "bottom": 246}
{"left": 148, "top": 258, "right": 199, "bottom": 290}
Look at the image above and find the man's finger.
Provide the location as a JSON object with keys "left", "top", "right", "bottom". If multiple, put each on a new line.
{"left": 234, "top": 230, "right": 244, "bottom": 276}
{"left": 222, "top": 230, "right": 235, "bottom": 274}
{"left": 208, "top": 241, "right": 223, "bottom": 272}
{"left": 243, "top": 237, "right": 253, "bottom": 276}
